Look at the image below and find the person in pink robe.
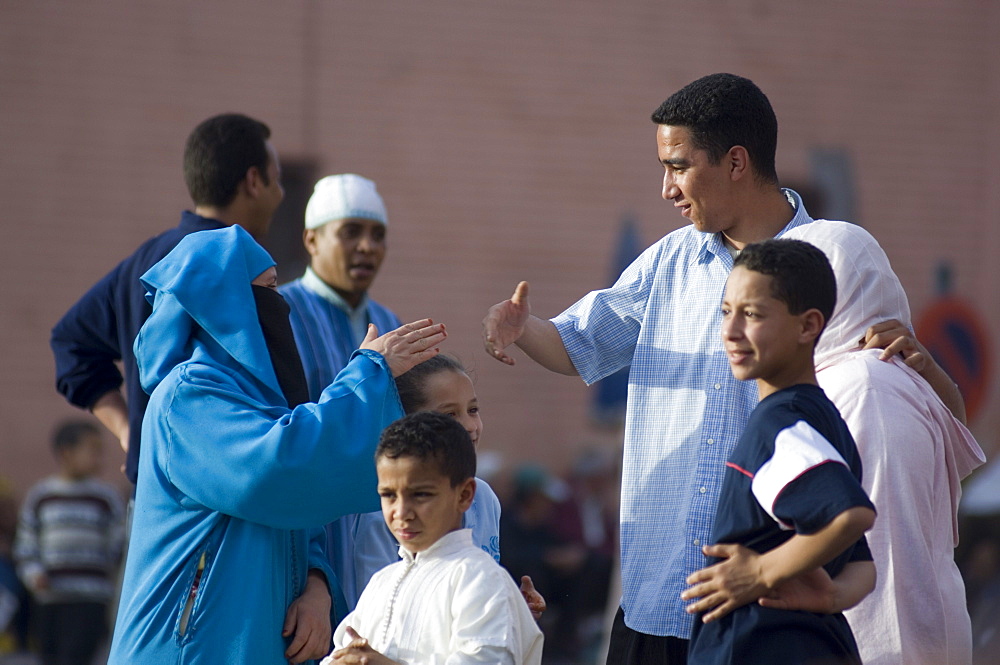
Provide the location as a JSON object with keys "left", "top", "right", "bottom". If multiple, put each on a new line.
{"left": 783, "top": 220, "right": 986, "bottom": 665}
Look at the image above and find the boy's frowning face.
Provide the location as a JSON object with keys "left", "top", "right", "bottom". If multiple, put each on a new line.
{"left": 721, "top": 266, "right": 813, "bottom": 397}
{"left": 377, "top": 454, "right": 475, "bottom": 554}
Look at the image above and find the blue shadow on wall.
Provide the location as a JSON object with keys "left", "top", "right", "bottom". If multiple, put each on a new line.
{"left": 591, "top": 215, "right": 643, "bottom": 426}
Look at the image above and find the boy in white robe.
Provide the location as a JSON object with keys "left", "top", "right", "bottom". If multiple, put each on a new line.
{"left": 322, "top": 412, "right": 543, "bottom": 665}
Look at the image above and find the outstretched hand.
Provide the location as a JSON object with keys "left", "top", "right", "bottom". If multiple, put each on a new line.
{"left": 520, "top": 575, "right": 547, "bottom": 621}
{"left": 482, "top": 281, "right": 531, "bottom": 365}
{"left": 360, "top": 319, "right": 447, "bottom": 377}
{"left": 681, "top": 543, "right": 766, "bottom": 623}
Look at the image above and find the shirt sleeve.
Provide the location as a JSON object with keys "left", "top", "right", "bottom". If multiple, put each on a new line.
{"left": 445, "top": 644, "right": 516, "bottom": 665}
{"left": 752, "top": 420, "right": 874, "bottom": 534}
{"left": 467, "top": 479, "right": 502, "bottom": 562}
{"left": 551, "top": 248, "right": 656, "bottom": 385}
{"left": 306, "top": 526, "right": 344, "bottom": 621}
{"left": 154, "top": 350, "right": 402, "bottom": 529}
{"left": 448, "top": 561, "right": 540, "bottom": 664}
{"left": 50, "top": 266, "right": 128, "bottom": 409}
{"left": 12, "top": 487, "right": 44, "bottom": 589}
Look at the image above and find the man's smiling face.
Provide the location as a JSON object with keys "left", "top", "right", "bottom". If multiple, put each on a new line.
{"left": 656, "top": 124, "right": 739, "bottom": 237}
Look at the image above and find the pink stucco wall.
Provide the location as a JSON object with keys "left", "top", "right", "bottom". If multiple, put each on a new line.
{"left": 2, "top": 1, "right": 997, "bottom": 497}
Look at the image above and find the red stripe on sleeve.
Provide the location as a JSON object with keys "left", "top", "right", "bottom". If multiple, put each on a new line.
{"left": 726, "top": 462, "right": 754, "bottom": 479}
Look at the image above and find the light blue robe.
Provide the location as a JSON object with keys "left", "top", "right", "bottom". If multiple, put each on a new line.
{"left": 280, "top": 275, "right": 501, "bottom": 610}
{"left": 107, "top": 226, "right": 403, "bottom": 665}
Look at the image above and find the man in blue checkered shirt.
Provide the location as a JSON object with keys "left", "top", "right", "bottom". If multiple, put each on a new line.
{"left": 483, "top": 73, "right": 956, "bottom": 664}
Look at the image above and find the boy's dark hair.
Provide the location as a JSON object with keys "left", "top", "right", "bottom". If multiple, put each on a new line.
{"left": 394, "top": 354, "right": 469, "bottom": 415}
{"left": 651, "top": 73, "right": 779, "bottom": 185}
{"left": 183, "top": 113, "right": 272, "bottom": 208}
{"left": 735, "top": 239, "right": 837, "bottom": 330}
{"left": 376, "top": 411, "right": 476, "bottom": 487}
{"left": 52, "top": 420, "right": 100, "bottom": 453}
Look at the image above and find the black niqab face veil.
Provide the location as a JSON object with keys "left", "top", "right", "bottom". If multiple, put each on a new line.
{"left": 251, "top": 285, "right": 310, "bottom": 408}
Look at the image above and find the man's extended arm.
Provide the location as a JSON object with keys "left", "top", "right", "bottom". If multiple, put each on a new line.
{"left": 482, "top": 281, "right": 577, "bottom": 375}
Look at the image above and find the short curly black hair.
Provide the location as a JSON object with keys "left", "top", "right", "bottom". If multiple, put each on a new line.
{"left": 651, "top": 73, "right": 778, "bottom": 185}
{"left": 376, "top": 411, "right": 476, "bottom": 487}
{"left": 734, "top": 238, "right": 837, "bottom": 334}
{"left": 183, "top": 113, "right": 272, "bottom": 208}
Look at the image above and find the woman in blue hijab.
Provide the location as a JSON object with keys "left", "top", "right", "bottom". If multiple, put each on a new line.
{"left": 107, "top": 226, "right": 445, "bottom": 665}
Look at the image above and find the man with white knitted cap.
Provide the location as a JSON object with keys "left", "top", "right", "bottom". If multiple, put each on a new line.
{"left": 279, "top": 174, "right": 402, "bottom": 617}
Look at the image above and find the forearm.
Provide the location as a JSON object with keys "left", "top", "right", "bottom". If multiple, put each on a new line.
{"left": 829, "top": 560, "right": 876, "bottom": 612}
{"left": 758, "top": 507, "right": 875, "bottom": 590}
{"left": 514, "top": 316, "right": 578, "bottom": 376}
{"left": 91, "top": 389, "right": 130, "bottom": 452}
{"left": 864, "top": 320, "right": 968, "bottom": 424}
{"left": 305, "top": 569, "right": 330, "bottom": 599}
{"left": 919, "top": 360, "right": 967, "bottom": 424}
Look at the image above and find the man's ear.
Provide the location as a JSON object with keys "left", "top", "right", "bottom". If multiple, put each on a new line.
{"left": 243, "top": 165, "right": 266, "bottom": 199}
{"left": 728, "top": 145, "right": 750, "bottom": 182}
{"left": 800, "top": 309, "right": 825, "bottom": 344}
{"left": 302, "top": 227, "right": 319, "bottom": 257}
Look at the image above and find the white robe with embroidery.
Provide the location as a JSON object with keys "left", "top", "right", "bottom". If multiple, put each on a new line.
{"left": 327, "top": 529, "right": 542, "bottom": 665}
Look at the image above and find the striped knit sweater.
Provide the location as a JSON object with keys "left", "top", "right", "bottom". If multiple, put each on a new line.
{"left": 14, "top": 476, "right": 125, "bottom": 604}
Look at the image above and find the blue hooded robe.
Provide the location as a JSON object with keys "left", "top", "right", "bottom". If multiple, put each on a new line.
{"left": 107, "top": 226, "right": 403, "bottom": 665}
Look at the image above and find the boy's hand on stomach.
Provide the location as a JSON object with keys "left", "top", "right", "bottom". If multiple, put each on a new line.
{"left": 681, "top": 543, "right": 767, "bottom": 623}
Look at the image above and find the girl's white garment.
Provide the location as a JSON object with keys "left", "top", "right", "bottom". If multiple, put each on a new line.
{"left": 785, "top": 221, "right": 985, "bottom": 665}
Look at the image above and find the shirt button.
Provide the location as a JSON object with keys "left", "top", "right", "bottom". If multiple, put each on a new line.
{"left": 699, "top": 487, "right": 707, "bottom": 494}
{"left": 693, "top": 539, "right": 701, "bottom": 546}
{"left": 706, "top": 438, "right": 714, "bottom": 445}
{"left": 714, "top": 383, "right": 721, "bottom": 390}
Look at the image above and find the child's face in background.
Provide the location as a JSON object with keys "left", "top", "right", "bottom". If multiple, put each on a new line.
{"left": 721, "top": 266, "right": 812, "bottom": 397}
{"left": 417, "top": 370, "right": 482, "bottom": 447}
{"left": 377, "top": 454, "right": 475, "bottom": 554}
{"left": 59, "top": 432, "right": 103, "bottom": 480}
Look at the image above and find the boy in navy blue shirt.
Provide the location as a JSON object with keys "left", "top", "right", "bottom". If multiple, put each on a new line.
{"left": 683, "top": 239, "right": 876, "bottom": 665}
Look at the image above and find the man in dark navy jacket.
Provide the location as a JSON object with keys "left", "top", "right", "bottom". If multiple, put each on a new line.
{"left": 50, "top": 113, "right": 285, "bottom": 485}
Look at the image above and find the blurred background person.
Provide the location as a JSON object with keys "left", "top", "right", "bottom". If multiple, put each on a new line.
{"left": 50, "top": 113, "right": 284, "bottom": 488}
{"left": 0, "top": 476, "right": 30, "bottom": 659}
{"left": 502, "top": 458, "right": 617, "bottom": 664}
{"left": 13, "top": 420, "right": 125, "bottom": 665}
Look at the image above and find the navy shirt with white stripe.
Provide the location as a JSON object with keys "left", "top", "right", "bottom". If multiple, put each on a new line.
{"left": 688, "top": 383, "right": 874, "bottom": 665}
